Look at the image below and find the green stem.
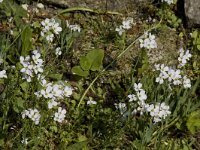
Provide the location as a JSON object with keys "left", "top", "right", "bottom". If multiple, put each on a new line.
{"left": 58, "top": 7, "right": 123, "bottom": 16}
{"left": 147, "top": 117, "right": 180, "bottom": 147}
{"left": 77, "top": 20, "right": 162, "bottom": 108}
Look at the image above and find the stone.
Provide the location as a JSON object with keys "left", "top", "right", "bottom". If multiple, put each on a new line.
{"left": 185, "top": 0, "right": 200, "bottom": 27}
{"left": 40, "top": 0, "right": 149, "bottom": 12}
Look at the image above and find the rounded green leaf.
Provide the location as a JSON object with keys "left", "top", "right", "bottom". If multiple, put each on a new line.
{"left": 80, "top": 56, "right": 92, "bottom": 71}
{"left": 72, "top": 66, "right": 89, "bottom": 77}
{"left": 86, "top": 49, "right": 104, "bottom": 71}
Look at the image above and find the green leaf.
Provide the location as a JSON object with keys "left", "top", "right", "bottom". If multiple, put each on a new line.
{"left": 21, "top": 26, "right": 32, "bottom": 55}
{"left": 191, "top": 30, "right": 198, "bottom": 39}
{"left": 47, "top": 73, "right": 63, "bottom": 80}
{"left": 16, "top": 97, "right": 24, "bottom": 108}
{"left": 66, "top": 141, "right": 88, "bottom": 150}
{"left": 197, "top": 45, "right": 200, "bottom": 50}
{"left": 78, "top": 134, "right": 87, "bottom": 142}
{"left": 72, "top": 66, "right": 89, "bottom": 77}
{"left": 20, "top": 82, "right": 29, "bottom": 92}
{"left": 32, "top": 21, "right": 41, "bottom": 28}
{"left": 186, "top": 111, "right": 200, "bottom": 134}
{"left": 0, "top": 139, "right": 4, "bottom": 146}
{"left": 86, "top": 49, "right": 104, "bottom": 71}
{"left": 80, "top": 56, "right": 92, "bottom": 71}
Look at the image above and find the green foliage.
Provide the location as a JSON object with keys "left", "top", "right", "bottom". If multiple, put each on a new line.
{"left": 0, "top": 0, "right": 200, "bottom": 149}
{"left": 72, "top": 66, "right": 89, "bottom": 77}
{"left": 72, "top": 49, "right": 104, "bottom": 77}
{"left": 21, "top": 26, "right": 32, "bottom": 55}
{"left": 191, "top": 30, "right": 200, "bottom": 51}
{"left": 186, "top": 111, "right": 200, "bottom": 134}
{"left": 157, "top": 6, "right": 181, "bottom": 29}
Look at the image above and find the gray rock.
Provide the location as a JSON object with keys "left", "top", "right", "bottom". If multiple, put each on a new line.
{"left": 40, "top": 0, "right": 150, "bottom": 11}
{"left": 185, "top": 0, "right": 200, "bottom": 27}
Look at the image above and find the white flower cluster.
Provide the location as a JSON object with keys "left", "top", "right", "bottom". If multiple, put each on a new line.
{"left": 139, "top": 32, "right": 157, "bottom": 49}
{"left": 22, "top": 108, "right": 41, "bottom": 125}
{"left": 41, "top": 18, "right": 62, "bottom": 42}
{"left": 145, "top": 102, "right": 171, "bottom": 123}
{"left": 66, "top": 20, "right": 81, "bottom": 32}
{"left": 128, "top": 82, "right": 171, "bottom": 123}
{"left": 128, "top": 83, "right": 148, "bottom": 115}
{"left": 115, "top": 17, "right": 134, "bottom": 36}
{"left": 54, "top": 107, "right": 66, "bottom": 123}
{"left": 35, "top": 80, "right": 73, "bottom": 100}
{"left": 0, "top": 0, "right": 3, "bottom": 3}
{"left": 35, "top": 80, "right": 73, "bottom": 110}
{"left": 20, "top": 50, "right": 43, "bottom": 82}
{"left": 0, "top": 70, "right": 7, "bottom": 78}
{"left": 178, "top": 48, "right": 192, "bottom": 67}
{"left": 155, "top": 64, "right": 191, "bottom": 88}
{"left": 162, "top": 0, "right": 174, "bottom": 5}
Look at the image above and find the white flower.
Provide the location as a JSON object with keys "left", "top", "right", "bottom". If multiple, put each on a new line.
{"left": 41, "top": 18, "right": 62, "bottom": 42}
{"left": 115, "top": 102, "right": 127, "bottom": 115}
{"left": 154, "top": 64, "right": 160, "bottom": 71}
{"left": 69, "top": 24, "right": 81, "bottom": 32}
{"left": 46, "top": 34, "right": 54, "bottom": 42}
{"left": 37, "top": 3, "right": 44, "bottom": 9}
{"left": 183, "top": 76, "right": 191, "bottom": 88}
{"left": 41, "top": 86, "right": 53, "bottom": 98}
{"left": 41, "top": 18, "right": 51, "bottom": 30}
{"left": 160, "top": 64, "right": 169, "bottom": 73}
{"left": 48, "top": 99, "right": 59, "bottom": 109}
{"left": 146, "top": 102, "right": 171, "bottom": 123}
{"left": 0, "top": 0, "right": 3, "bottom": 3}
{"left": 128, "top": 94, "right": 137, "bottom": 102}
{"left": 32, "top": 51, "right": 43, "bottom": 64}
{"left": 178, "top": 48, "right": 192, "bottom": 67}
{"left": 139, "top": 32, "right": 157, "bottom": 49}
{"left": 0, "top": 70, "right": 7, "bottom": 78}
{"left": 54, "top": 107, "right": 66, "bottom": 123}
{"left": 21, "top": 110, "right": 29, "bottom": 119}
{"left": 156, "top": 74, "right": 164, "bottom": 84}
{"left": 20, "top": 50, "right": 44, "bottom": 82}
{"left": 22, "top": 108, "right": 41, "bottom": 125}
{"left": 145, "top": 104, "right": 154, "bottom": 112}
{"left": 137, "top": 90, "right": 147, "bottom": 101}
{"left": 52, "top": 23, "right": 62, "bottom": 34}
{"left": 162, "top": 0, "right": 174, "bottom": 5}
{"left": 34, "top": 91, "right": 42, "bottom": 98}
{"left": 21, "top": 138, "right": 28, "bottom": 145}
{"left": 22, "top": 4, "right": 28, "bottom": 10}
{"left": 55, "top": 47, "right": 62, "bottom": 56}
{"left": 136, "top": 105, "right": 146, "bottom": 115}
{"left": 87, "top": 99, "right": 97, "bottom": 105}
{"left": 134, "top": 83, "right": 143, "bottom": 92}
{"left": 10, "top": 30, "right": 13, "bottom": 35}
{"left": 63, "top": 86, "right": 73, "bottom": 97}
{"left": 115, "top": 25, "right": 125, "bottom": 36}
{"left": 122, "top": 17, "right": 133, "bottom": 30}
{"left": 115, "top": 17, "right": 134, "bottom": 35}
{"left": 52, "top": 84, "right": 63, "bottom": 98}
